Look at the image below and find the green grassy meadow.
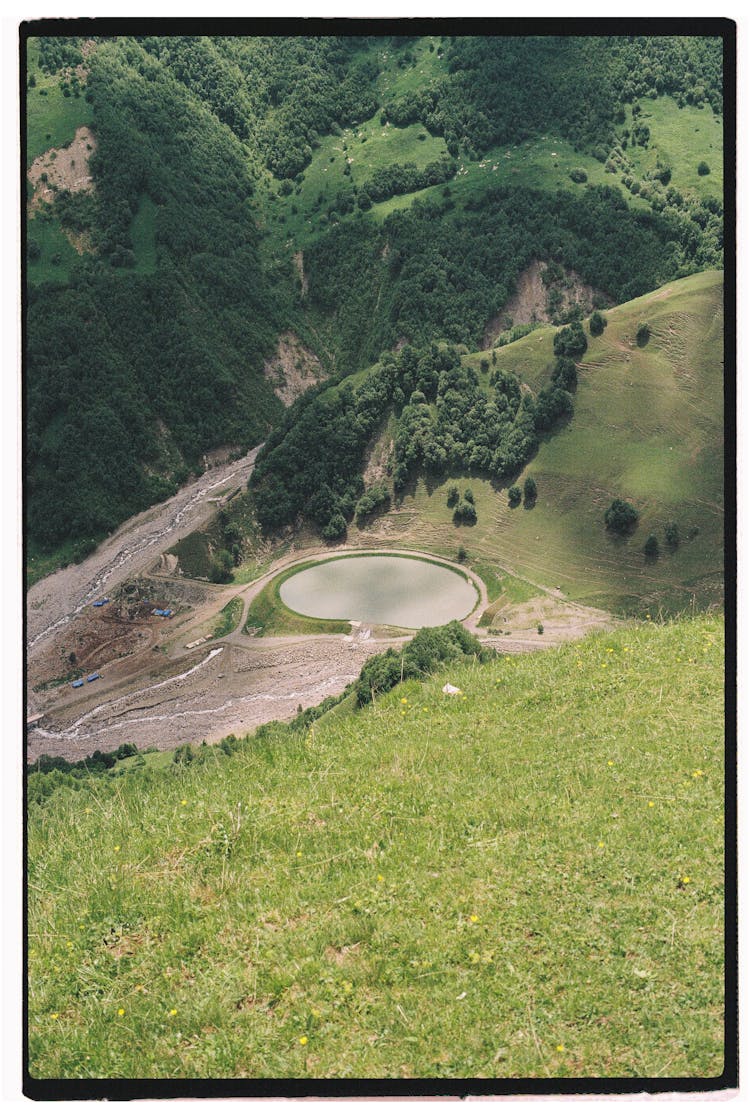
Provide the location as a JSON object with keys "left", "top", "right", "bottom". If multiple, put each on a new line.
{"left": 261, "top": 71, "right": 720, "bottom": 252}
{"left": 243, "top": 560, "right": 360, "bottom": 637}
{"left": 125, "top": 195, "right": 158, "bottom": 275}
{"left": 25, "top": 37, "right": 95, "bottom": 287}
{"left": 25, "top": 39, "right": 94, "bottom": 166}
{"left": 27, "top": 614, "right": 725, "bottom": 1080}
{"left": 344, "top": 270, "right": 723, "bottom": 617}
{"left": 206, "top": 596, "right": 244, "bottom": 640}
{"left": 624, "top": 96, "right": 723, "bottom": 201}
{"left": 242, "top": 578, "right": 347, "bottom": 637}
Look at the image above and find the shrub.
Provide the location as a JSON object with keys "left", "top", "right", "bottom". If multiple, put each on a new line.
{"left": 604, "top": 498, "right": 639, "bottom": 535}
{"left": 523, "top": 476, "right": 537, "bottom": 505}
{"left": 457, "top": 545, "right": 467, "bottom": 563}
{"left": 355, "top": 484, "right": 390, "bottom": 522}
{"left": 636, "top": 322, "right": 651, "bottom": 347}
{"left": 210, "top": 548, "right": 234, "bottom": 583}
{"left": 551, "top": 356, "right": 577, "bottom": 392}
{"left": 321, "top": 513, "right": 347, "bottom": 540}
{"left": 553, "top": 321, "right": 587, "bottom": 359}
{"left": 697, "top": 161, "right": 711, "bottom": 176}
{"left": 644, "top": 533, "right": 659, "bottom": 559}
{"left": 664, "top": 522, "right": 680, "bottom": 549}
{"left": 508, "top": 485, "right": 521, "bottom": 507}
{"left": 173, "top": 744, "right": 194, "bottom": 766}
{"left": 589, "top": 310, "right": 607, "bottom": 336}
{"left": 72, "top": 538, "right": 97, "bottom": 564}
{"left": 453, "top": 500, "right": 477, "bottom": 525}
{"left": 569, "top": 168, "right": 588, "bottom": 184}
{"left": 355, "top": 619, "right": 487, "bottom": 706}
{"left": 446, "top": 484, "right": 460, "bottom": 508}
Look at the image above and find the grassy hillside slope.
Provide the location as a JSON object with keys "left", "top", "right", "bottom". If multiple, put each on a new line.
{"left": 268, "top": 90, "right": 723, "bottom": 251}
{"left": 27, "top": 615, "right": 724, "bottom": 1080}
{"left": 345, "top": 270, "right": 723, "bottom": 617}
{"left": 25, "top": 39, "right": 93, "bottom": 164}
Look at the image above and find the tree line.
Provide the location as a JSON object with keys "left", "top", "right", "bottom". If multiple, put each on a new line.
{"left": 250, "top": 326, "right": 582, "bottom": 540}
{"left": 306, "top": 180, "right": 720, "bottom": 372}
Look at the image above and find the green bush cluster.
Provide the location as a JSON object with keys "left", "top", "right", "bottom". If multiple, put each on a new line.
{"left": 355, "top": 483, "right": 390, "bottom": 522}
{"left": 605, "top": 498, "right": 639, "bottom": 534}
{"left": 27, "top": 743, "right": 141, "bottom": 803}
{"left": 361, "top": 156, "right": 457, "bottom": 203}
{"left": 354, "top": 620, "right": 488, "bottom": 706}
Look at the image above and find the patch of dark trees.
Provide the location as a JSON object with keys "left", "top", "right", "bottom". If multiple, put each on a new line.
{"left": 251, "top": 325, "right": 581, "bottom": 540}
{"left": 26, "top": 40, "right": 295, "bottom": 549}
{"left": 305, "top": 181, "right": 721, "bottom": 372}
{"left": 360, "top": 155, "right": 457, "bottom": 204}
{"left": 354, "top": 620, "right": 490, "bottom": 706}
{"left": 382, "top": 36, "right": 722, "bottom": 160}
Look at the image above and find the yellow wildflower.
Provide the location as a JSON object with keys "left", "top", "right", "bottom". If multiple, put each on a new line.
{"left": 299, "top": 1036, "right": 308, "bottom": 1045}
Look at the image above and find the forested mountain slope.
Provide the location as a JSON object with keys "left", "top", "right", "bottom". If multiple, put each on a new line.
{"left": 249, "top": 270, "right": 723, "bottom": 616}
{"left": 24, "top": 30, "right": 725, "bottom": 571}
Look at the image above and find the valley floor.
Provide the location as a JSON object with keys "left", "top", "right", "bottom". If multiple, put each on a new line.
{"left": 27, "top": 501, "right": 612, "bottom": 761}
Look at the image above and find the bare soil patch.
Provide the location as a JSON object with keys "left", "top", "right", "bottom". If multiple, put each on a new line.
{"left": 362, "top": 426, "right": 394, "bottom": 487}
{"left": 484, "top": 259, "right": 610, "bottom": 347}
{"left": 264, "top": 332, "right": 325, "bottom": 406}
{"left": 483, "top": 593, "right": 615, "bottom": 643}
{"left": 293, "top": 250, "right": 308, "bottom": 296}
{"left": 27, "top": 126, "right": 96, "bottom": 215}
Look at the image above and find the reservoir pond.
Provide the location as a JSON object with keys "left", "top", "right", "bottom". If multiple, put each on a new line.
{"left": 279, "top": 555, "right": 478, "bottom": 629}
